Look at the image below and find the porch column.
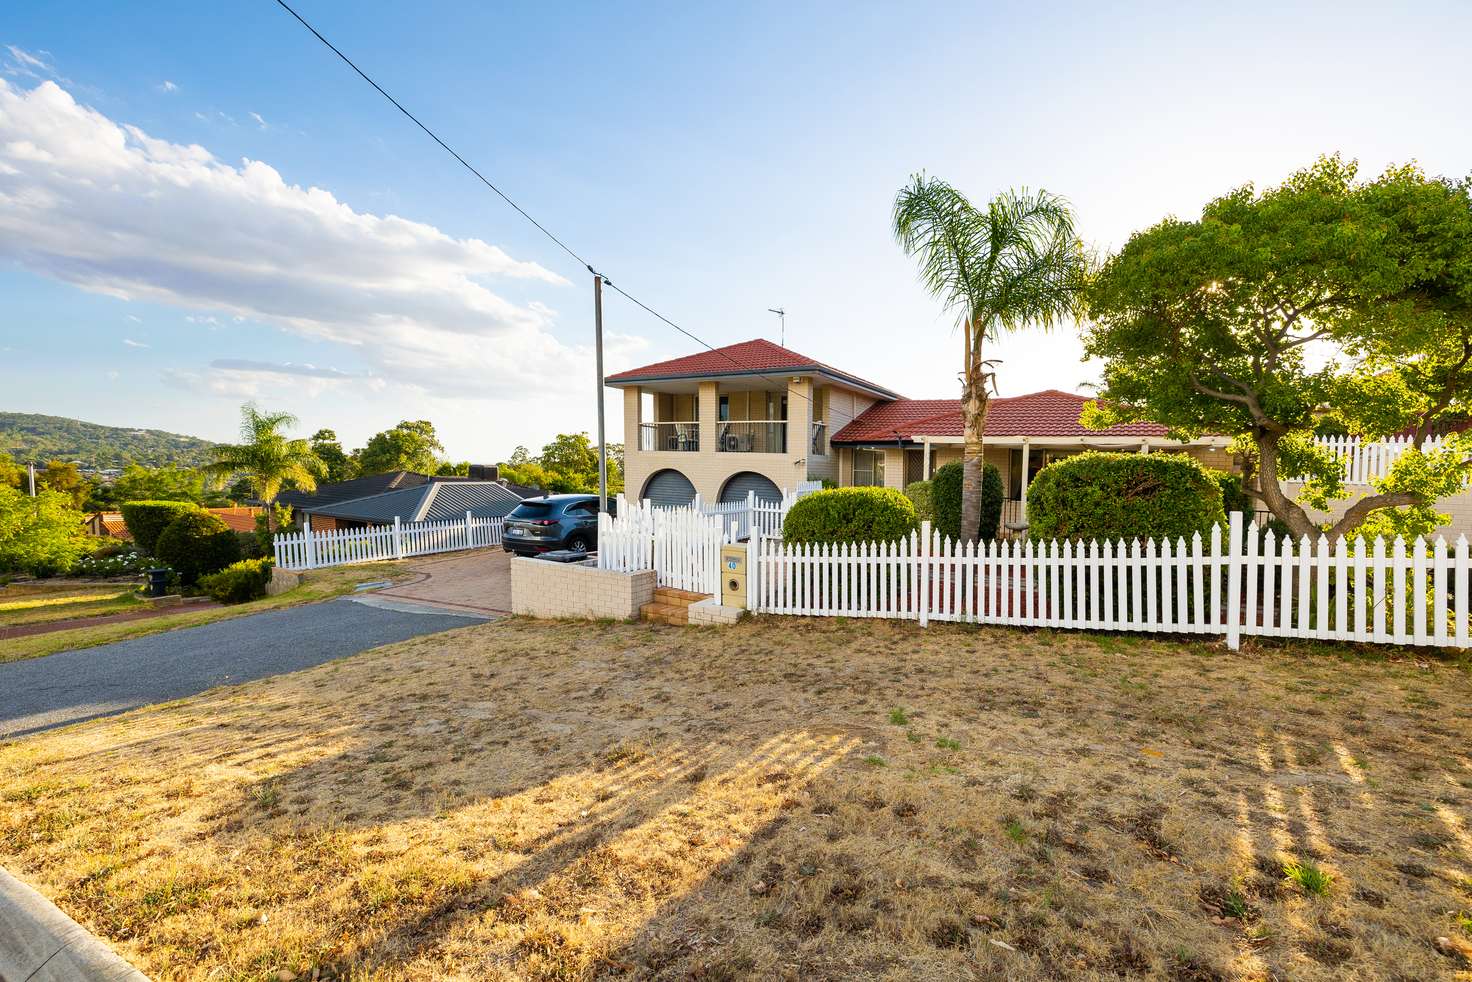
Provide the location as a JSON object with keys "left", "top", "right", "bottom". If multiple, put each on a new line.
{"left": 698, "top": 381, "right": 718, "bottom": 455}
{"left": 923, "top": 437, "right": 932, "bottom": 478}
{"left": 1019, "top": 439, "right": 1031, "bottom": 509}
{"left": 623, "top": 386, "right": 641, "bottom": 452}
{"left": 1139, "top": 439, "right": 1150, "bottom": 455}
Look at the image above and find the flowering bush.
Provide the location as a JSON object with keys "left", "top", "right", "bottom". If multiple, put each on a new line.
{"left": 71, "top": 548, "right": 150, "bottom": 577}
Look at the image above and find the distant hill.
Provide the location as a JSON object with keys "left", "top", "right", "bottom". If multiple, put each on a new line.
{"left": 0, "top": 412, "right": 217, "bottom": 469}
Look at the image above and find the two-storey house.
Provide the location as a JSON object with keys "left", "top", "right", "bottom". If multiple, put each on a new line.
{"left": 608, "top": 339, "right": 1233, "bottom": 521}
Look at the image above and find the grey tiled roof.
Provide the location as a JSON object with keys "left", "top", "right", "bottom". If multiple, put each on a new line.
{"left": 277, "top": 471, "right": 427, "bottom": 511}
{"left": 304, "top": 480, "right": 526, "bottom": 523}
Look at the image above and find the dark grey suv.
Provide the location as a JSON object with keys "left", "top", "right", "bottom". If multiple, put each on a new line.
{"left": 501, "top": 494, "right": 613, "bottom": 556}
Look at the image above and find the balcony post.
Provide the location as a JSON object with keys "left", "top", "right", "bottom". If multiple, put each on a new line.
{"left": 786, "top": 376, "right": 812, "bottom": 461}
{"left": 699, "top": 381, "right": 719, "bottom": 457}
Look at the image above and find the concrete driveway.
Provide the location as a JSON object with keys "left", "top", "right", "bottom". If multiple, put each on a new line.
{"left": 0, "top": 596, "right": 486, "bottom": 739}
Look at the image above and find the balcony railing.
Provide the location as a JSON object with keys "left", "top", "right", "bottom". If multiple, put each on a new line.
{"left": 717, "top": 420, "right": 787, "bottom": 453}
{"left": 810, "top": 420, "right": 827, "bottom": 456}
{"left": 639, "top": 421, "right": 700, "bottom": 452}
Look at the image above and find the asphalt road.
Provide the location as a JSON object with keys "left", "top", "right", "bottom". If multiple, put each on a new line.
{"left": 0, "top": 597, "right": 487, "bottom": 739}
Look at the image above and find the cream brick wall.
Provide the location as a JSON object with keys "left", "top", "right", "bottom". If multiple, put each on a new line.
{"left": 510, "top": 557, "right": 656, "bottom": 620}
{"left": 687, "top": 598, "right": 743, "bottom": 625}
{"left": 1279, "top": 482, "right": 1472, "bottom": 538}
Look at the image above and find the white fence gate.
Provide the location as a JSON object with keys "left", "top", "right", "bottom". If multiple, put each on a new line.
{"left": 597, "top": 502, "right": 729, "bottom": 594}
{"left": 273, "top": 513, "right": 504, "bottom": 571}
{"left": 742, "top": 514, "right": 1471, "bottom": 651}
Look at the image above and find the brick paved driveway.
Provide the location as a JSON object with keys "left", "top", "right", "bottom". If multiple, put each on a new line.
{"left": 373, "top": 548, "right": 511, "bottom": 615}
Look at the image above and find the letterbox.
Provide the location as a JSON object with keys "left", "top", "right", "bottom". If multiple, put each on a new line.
{"left": 720, "top": 544, "right": 747, "bottom": 607}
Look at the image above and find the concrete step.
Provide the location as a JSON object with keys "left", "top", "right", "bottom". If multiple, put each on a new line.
{"left": 640, "top": 601, "right": 690, "bottom": 625}
{"left": 652, "top": 587, "right": 708, "bottom": 607}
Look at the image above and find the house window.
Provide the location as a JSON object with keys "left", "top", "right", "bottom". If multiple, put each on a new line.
{"left": 852, "top": 449, "right": 885, "bottom": 487}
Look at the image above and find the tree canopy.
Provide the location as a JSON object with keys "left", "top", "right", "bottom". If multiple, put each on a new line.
{"left": 354, "top": 420, "right": 444, "bottom": 475}
{"left": 1082, "top": 156, "right": 1472, "bottom": 540}
{"left": 310, "top": 429, "right": 360, "bottom": 484}
{"left": 499, "top": 433, "right": 623, "bottom": 494}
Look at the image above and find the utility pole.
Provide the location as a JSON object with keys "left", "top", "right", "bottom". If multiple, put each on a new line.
{"left": 593, "top": 272, "right": 608, "bottom": 514}
{"left": 768, "top": 307, "right": 786, "bottom": 347}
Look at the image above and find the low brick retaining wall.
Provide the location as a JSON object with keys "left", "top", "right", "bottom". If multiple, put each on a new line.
{"left": 510, "top": 557, "right": 656, "bottom": 620}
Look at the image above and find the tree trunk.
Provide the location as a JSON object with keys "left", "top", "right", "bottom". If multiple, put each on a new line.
{"left": 960, "top": 325, "right": 989, "bottom": 542}
{"left": 1254, "top": 431, "right": 1423, "bottom": 541}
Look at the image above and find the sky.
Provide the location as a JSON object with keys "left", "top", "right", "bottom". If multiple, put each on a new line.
{"left": 2, "top": 1, "right": 1471, "bottom": 463}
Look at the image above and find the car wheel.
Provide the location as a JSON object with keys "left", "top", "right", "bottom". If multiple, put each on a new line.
{"left": 566, "top": 533, "right": 590, "bottom": 553}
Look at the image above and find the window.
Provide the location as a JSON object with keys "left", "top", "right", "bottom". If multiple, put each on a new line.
{"left": 718, "top": 395, "right": 729, "bottom": 421}
{"left": 567, "top": 500, "right": 598, "bottom": 515}
{"left": 852, "top": 449, "right": 886, "bottom": 487}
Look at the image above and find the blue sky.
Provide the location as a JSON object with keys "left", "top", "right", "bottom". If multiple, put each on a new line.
{"left": 3, "top": 1, "right": 1471, "bottom": 462}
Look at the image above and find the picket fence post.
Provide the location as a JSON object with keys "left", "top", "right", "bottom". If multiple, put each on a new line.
{"left": 303, "top": 515, "right": 317, "bottom": 570}
{"left": 747, "top": 524, "right": 761, "bottom": 612}
{"left": 1225, "top": 511, "right": 1243, "bottom": 650}
{"left": 918, "top": 520, "right": 931, "bottom": 627}
{"left": 392, "top": 516, "right": 404, "bottom": 560}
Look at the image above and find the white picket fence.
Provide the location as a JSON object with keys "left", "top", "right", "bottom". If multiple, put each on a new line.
{"left": 273, "top": 512, "right": 504, "bottom": 571}
{"left": 741, "top": 514, "right": 1471, "bottom": 650}
{"left": 1306, "top": 434, "right": 1458, "bottom": 486}
{"left": 597, "top": 503, "right": 730, "bottom": 594}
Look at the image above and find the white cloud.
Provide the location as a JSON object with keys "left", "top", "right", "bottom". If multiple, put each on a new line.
{"left": 0, "top": 79, "right": 604, "bottom": 397}
{"left": 125, "top": 314, "right": 142, "bottom": 323}
{"left": 248, "top": 111, "right": 267, "bottom": 129}
{"left": 210, "top": 357, "right": 368, "bottom": 381}
{"left": 160, "top": 80, "right": 178, "bottom": 93}
{"left": 122, "top": 337, "right": 148, "bottom": 348}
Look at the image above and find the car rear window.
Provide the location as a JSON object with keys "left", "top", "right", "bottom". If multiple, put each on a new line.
{"left": 509, "top": 501, "right": 554, "bottom": 519}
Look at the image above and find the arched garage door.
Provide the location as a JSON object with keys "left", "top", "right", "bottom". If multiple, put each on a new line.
{"left": 719, "top": 471, "right": 783, "bottom": 504}
{"left": 643, "top": 468, "right": 697, "bottom": 507}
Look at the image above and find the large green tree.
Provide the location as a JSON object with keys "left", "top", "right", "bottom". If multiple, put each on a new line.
{"left": 0, "top": 485, "right": 89, "bottom": 576}
{"left": 1082, "top": 156, "right": 1472, "bottom": 541}
{"left": 310, "top": 428, "right": 359, "bottom": 484}
{"left": 203, "top": 405, "right": 324, "bottom": 514}
{"left": 498, "top": 434, "right": 623, "bottom": 494}
{"left": 108, "top": 463, "right": 207, "bottom": 504}
{"left": 892, "top": 175, "right": 1088, "bottom": 541}
{"left": 354, "top": 420, "right": 444, "bottom": 475}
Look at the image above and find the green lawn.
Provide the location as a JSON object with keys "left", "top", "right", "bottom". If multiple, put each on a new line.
{"left": 0, "top": 584, "right": 144, "bottom": 628}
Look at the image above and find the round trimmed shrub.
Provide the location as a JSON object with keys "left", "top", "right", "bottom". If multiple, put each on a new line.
{"left": 783, "top": 487, "right": 917, "bottom": 545}
{"left": 197, "top": 558, "right": 274, "bottom": 604}
{"left": 931, "top": 460, "right": 1004, "bottom": 542}
{"left": 155, "top": 510, "right": 241, "bottom": 585}
{"left": 120, "top": 500, "right": 201, "bottom": 555}
{"left": 1026, "top": 451, "right": 1227, "bottom": 543}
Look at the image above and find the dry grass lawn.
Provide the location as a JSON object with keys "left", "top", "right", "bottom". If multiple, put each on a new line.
{"left": 3, "top": 616, "right": 1472, "bottom": 981}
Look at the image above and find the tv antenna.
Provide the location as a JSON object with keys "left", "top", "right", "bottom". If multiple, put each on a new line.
{"left": 767, "top": 307, "right": 786, "bottom": 347}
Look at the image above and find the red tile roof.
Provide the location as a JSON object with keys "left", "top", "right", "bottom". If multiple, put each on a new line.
{"left": 831, "top": 390, "right": 1173, "bottom": 443}
{"left": 606, "top": 338, "right": 899, "bottom": 397}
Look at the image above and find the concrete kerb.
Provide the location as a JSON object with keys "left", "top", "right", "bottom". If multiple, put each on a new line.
{"left": 0, "top": 865, "right": 149, "bottom": 981}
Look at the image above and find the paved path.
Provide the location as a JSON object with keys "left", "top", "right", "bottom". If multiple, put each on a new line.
{"left": 0, "top": 596, "right": 487, "bottom": 739}
{"left": 376, "top": 548, "right": 512, "bottom": 615}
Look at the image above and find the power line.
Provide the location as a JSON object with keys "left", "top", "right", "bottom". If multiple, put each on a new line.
{"left": 269, "top": 0, "right": 818, "bottom": 411}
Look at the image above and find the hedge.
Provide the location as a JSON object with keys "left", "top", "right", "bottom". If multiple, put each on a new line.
{"left": 903, "top": 480, "right": 933, "bottom": 523}
{"left": 154, "top": 510, "right": 241, "bottom": 585}
{"left": 783, "top": 487, "right": 917, "bottom": 545}
{"left": 1026, "top": 451, "right": 1227, "bottom": 543}
{"left": 931, "top": 460, "right": 1004, "bottom": 542}
{"left": 197, "top": 558, "right": 274, "bottom": 604}
{"left": 1212, "top": 470, "right": 1251, "bottom": 518}
{"left": 120, "top": 500, "right": 201, "bottom": 555}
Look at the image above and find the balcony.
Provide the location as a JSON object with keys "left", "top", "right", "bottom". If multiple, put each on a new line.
{"left": 639, "top": 421, "right": 700, "bottom": 452}
{"left": 717, "top": 420, "right": 787, "bottom": 453}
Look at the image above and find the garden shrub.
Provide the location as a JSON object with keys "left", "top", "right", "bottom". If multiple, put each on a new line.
{"left": 904, "top": 480, "right": 933, "bottom": 522}
{"left": 931, "top": 460, "right": 1004, "bottom": 542}
{"left": 1026, "top": 451, "right": 1227, "bottom": 543}
{"left": 236, "top": 530, "right": 266, "bottom": 560}
{"left": 197, "top": 558, "right": 274, "bottom": 604}
{"left": 1211, "top": 469, "right": 1252, "bottom": 519}
{"left": 120, "top": 500, "right": 200, "bottom": 555}
{"left": 0, "top": 485, "right": 89, "bottom": 576}
{"left": 154, "top": 510, "right": 241, "bottom": 585}
{"left": 783, "top": 487, "right": 917, "bottom": 545}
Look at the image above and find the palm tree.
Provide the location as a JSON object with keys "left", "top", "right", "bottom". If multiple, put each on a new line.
{"left": 892, "top": 175, "right": 1087, "bottom": 541}
{"left": 204, "top": 405, "right": 325, "bottom": 525}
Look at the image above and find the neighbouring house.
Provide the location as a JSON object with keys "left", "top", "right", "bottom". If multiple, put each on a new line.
{"left": 607, "top": 339, "right": 1232, "bottom": 520}
{"left": 85, "top": 505, "right": 263, "bottom": 538}
{"left": 294, "top": 476, "right": 528, "bottom": 530}
{"left": 276, "top": 470, "right": 431, "bottom": 520}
